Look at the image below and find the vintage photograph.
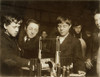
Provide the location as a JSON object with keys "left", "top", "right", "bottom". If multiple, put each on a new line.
{"left": 0, "top": 0, "right": 100, "bottom": 77}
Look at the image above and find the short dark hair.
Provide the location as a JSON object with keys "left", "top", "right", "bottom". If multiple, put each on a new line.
{"left": 2, "top": 14, "right": 22, "bottom": 26}
{"left": 72, "top": 21, "right": 82, "bottom": 28}
{"left": 25, "top": 19, "right": 39, "bottom": 28}
{"left": 57, "top": 16, "right": 72, "bottom": 26}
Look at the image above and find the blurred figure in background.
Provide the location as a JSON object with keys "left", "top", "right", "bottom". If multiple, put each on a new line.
{"left": 72, "top": 22, "right": 87, "bottom": 59}
{"left": 41, "top": 31, "right": 48, "bottom": 39}
{"left": 71, "top": 21, "right": 95, "bottom": 76}
{"left": 41, "top": 30, "right": 49, "bottom": 58}
{"left": 86, "top": 9, "right": 100, "bottom": 76}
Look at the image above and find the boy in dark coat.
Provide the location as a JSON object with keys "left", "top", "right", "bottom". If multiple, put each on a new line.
{"left": 48, "top": 16, "right": 86, "bottom": 76}
{"left": 0, "top": 15, "right": 32, "bottom": 76}
{"left": 18, "top": 19, "right": 39, "bottom": 59}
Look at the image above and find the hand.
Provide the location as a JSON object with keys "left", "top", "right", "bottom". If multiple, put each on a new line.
{"left": 78, "top": 70, "right": 86, "bottom": 76}
{"left": 85, "top": 59, "right": 93, "bottom": 69}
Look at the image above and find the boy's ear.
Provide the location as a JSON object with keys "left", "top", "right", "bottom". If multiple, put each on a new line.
{"left": 4, "top": 24, "right": 7, "bottom": 29}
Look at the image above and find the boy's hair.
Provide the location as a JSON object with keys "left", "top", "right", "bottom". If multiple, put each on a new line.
{"left": 2, "top": 14, "right": 22, "bottom": 26}
{"left": 25, "top": 19, "right": 39, "bottom": 28}
{"left": 57, "top": 16, "right": 72, "bottom": 26}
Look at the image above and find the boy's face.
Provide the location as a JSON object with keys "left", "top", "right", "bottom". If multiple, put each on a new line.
{"left": 4, "top": 22, "right": 20, "bottom": 37}
{"left": 73, "top": 25, "right": 82, "bottom": 34}
{"left": 57, "top": 22, "right": 71, "bottom": 36}
{"left": 94, "top": 13, "right": 100, "bottom": 30}
{"left": 26, "top": 23, "right": 39, "bottom": 38}
{"left": 42, "top": 31, "right": 47, "bottom": 38}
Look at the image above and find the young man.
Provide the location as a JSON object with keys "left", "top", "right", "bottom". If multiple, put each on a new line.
{"left": 0, "top": 15, "right": 32, "bottom": 76}
{"left": 86, "top": 10, "right": 100, "bottom": 76}
{"left": 48, "top": 16, "right": 86, "bottom": 76}
{"left": 18, "top": 19, "right": 39, "bottom": 59}
{"left": 57, "top": 16, "right": 85, "bottom": 75}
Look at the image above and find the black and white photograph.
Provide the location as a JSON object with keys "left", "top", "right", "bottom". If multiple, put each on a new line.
{"left": 0, "top": 0, "right": 100, "bottom": 77}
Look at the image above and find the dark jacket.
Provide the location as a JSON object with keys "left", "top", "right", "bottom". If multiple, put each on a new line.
{"left": 48, "top": 34, "right": 85, "bottom": 73}
{"left": 0, "top": 31, "right": 29, "bottom": 76}
{"left": 18, "top": 30, "right": 39, "bottom": 59}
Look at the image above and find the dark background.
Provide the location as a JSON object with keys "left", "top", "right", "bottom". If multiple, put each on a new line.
{"left": 1, "top": 0, "right": 99, "bottom": 35}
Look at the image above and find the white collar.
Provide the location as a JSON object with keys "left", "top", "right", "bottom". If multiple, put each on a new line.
{"left": 24, "top": 36, "right": 30, "bottom": 42}
{"left": 59, "top": 33, "right": 69, "bottom": 44}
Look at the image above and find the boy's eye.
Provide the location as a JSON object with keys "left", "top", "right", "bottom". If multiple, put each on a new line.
{"left": 13, "top": 26, "right": 20, "bottom": 29}
{"left": 34, "top": 29, "right": 38, "bottom": 31}
{"left": 63, "top": 25, "right": 67, "bottom": 28}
